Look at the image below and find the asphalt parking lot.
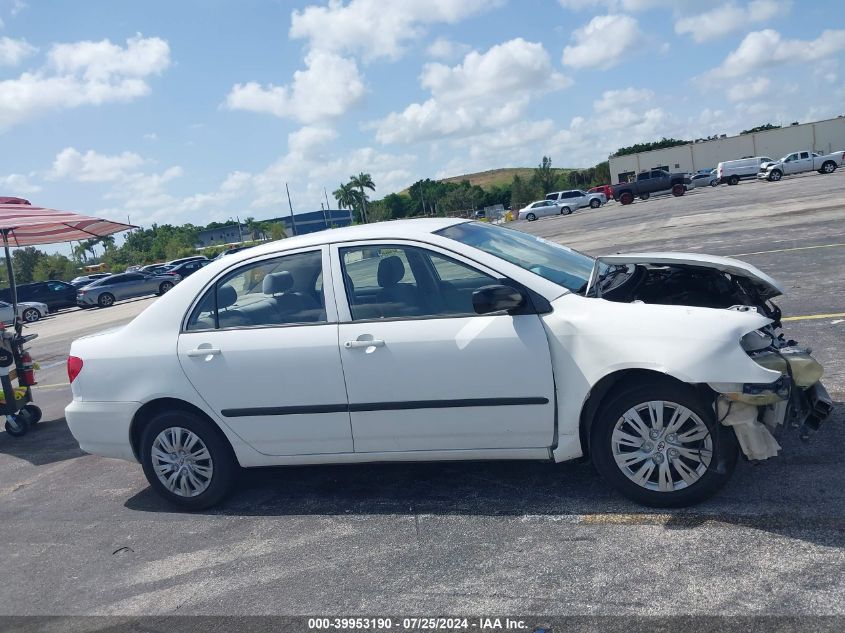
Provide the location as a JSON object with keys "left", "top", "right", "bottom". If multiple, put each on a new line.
{"left": 0, "top": 171, "right": 843, "bottom": 619}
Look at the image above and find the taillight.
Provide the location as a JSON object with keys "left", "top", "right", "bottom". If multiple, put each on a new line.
{"left": 67, "top": 356, "right": 83, "bottom": 383}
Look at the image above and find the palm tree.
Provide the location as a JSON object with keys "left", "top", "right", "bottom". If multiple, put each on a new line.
{"left": 349, "top": 173, "right": 375, "bottom": 223}
{"left": 99, "top": 235, "right": 116, "bottom": 252}
{"left": 333, "top": 182, "right": 359, "bottom": 223}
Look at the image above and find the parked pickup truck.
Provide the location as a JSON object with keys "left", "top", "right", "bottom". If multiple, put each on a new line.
{"left": 758, "top": 150, "right": 845, "bottom": 182}
{"left": 612, "top": 169, "right": 691, "bottom": 205}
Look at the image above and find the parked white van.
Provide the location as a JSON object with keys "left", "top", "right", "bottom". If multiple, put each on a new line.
{"left": 717, "top": 157, "right": 773, "bottom": 185}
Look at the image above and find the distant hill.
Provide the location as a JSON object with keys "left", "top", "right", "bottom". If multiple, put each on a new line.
{"left": 400, "top": 167, "right": 572, "bottom": 194}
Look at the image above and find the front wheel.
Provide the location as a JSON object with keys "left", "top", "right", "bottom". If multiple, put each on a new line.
{"left": 768, "top": 169, "right": 782, "bottom": 182}
{"left": 671, "top": 184, "right": 686, "bottom": 197}
{"left": 710, "top": 179, "right": 718, "bottom": 187}
{"left": 525, "top": 212, "right": 536, "bottom": 221}
{"left": 590, "top": 382, "right": 737, "bottom": 507}
{"left": 589, "top": 198, "right": 601, "bottom": 208}
{"left": 158, "top": 281, "right": 174, "bottom": 295}
{"left": 22, "top": 308, "right": 40, "bottom": 323}
{"left": 140, "top": 411, "right": 237, "bottom": 510}
{"left": 820, "top": 161, "right": 836, "bottom": 174}
{"left": 619, "top": 192, "right": 634, "bottom": 205}
{"left": 560, "top": 206, "right": 572, "bottom": 215}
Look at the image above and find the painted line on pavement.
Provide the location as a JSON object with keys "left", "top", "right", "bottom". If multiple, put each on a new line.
{"left": 32, "top": 382, "right": 70, "bottom": 389}
{"left": 732, "top": 242, "right": 845, "bottom": 257}
{"left": 782, "top": 312, "right": 845, "bottom": 322}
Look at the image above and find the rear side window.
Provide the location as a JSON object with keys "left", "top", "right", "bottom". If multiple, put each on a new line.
{"left": 185, "top": 250, "right": 326, "bottom": 331}
{"left": 637, "top": 172, "right": 649, "bottom": 181}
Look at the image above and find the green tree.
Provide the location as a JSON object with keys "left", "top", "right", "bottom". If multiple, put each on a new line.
{"left": 349, "top": 172, "right": 376, "bottom": 223}
{"left": 11, "top": 247, "right": 43, "bottom": 283}
{"left": 269, "top": 223, "right": 287, "bottom": 240}
{"left": 612, "top": 137, "right": 689, "bottom": 158}
{"left": 533, "top": 156, "right": 556, "bottom": 194}
{"left": 32, "top": 253, "right": 76, "bottom": 281}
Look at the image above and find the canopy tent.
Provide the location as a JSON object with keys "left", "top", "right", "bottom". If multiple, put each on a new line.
{"left": 0, "top": 197, "right": 135, "bottom": 330}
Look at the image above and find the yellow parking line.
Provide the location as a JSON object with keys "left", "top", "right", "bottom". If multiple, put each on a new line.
{"left": 782, "top": 312, "right": 845, "bottom": 322}
{"left": 732, "top": 242, "right": 845, "bottom": 257}
{"left": 31, "top": 382, "right": 70, "bottom": 389}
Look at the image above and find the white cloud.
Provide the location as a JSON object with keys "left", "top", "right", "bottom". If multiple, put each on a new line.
{"left": 290, "top": 0, "right": 501, "bottom": 61}
{"left": 675, "top": 1, "right": 784, "bottom": 43}
{"left": 593, "top": 87, "right": 654, "bottom": 113}
{"left": 706, "top": 29, "right": 845, "bottom": 80}
{"left": 0, "top": 173, "right": 40, "bottom": 194}
{"left": 375, "top": 38, "right": 570, "bottom": 144}
{"left": 0, "top": 34, "right": 170, "bottom": 132}
{"left": 426, "top": 37, "right": 471, "bottom": 60}
{"left": 50, "top": 147, "right": 146, "bottom": 182}
{"left": 559, "top": 0, "right": 696, "bottom": 11}
{"left": 562, "top": 14, "right": 643, "bottom": 70}
{"left": 726, "top": 77, "right": 771, "bottom": 102}
{"left": 225, "top": 51, "right": 365, "bottom": 124}
{"left": 287, "top": 125, "right": 338, "bottom": 158}
{"left": 0, "top": 37, "right": 36, "bottom": 66}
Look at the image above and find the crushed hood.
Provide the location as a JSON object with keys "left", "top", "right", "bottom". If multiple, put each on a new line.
{"left": 596, "top": 252, "right": 785, "bottom": 300}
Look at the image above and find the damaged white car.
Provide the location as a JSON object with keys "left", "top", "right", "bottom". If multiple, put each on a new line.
{"left": 65, "top": 219, "right": 831, "bottom": 510}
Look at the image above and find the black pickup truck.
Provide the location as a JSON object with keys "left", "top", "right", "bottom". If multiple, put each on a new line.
{"left": 612, "top": 169, "right": 690, "bottom": 205}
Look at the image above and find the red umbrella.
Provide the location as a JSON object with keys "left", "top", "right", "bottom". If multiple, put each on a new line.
{"left": 0, "top": 197, "right": 136, "bottom": 329}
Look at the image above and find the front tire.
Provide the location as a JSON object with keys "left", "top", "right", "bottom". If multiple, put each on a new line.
{"left": 22, "top": 308, "right": 40, "bottom": 323}
{"left": 768, "top": 169, "right": 782, "bottom": 182}
{"left": 158, "top": 281, "right": 174, "bottom": 295}
{"left": 619, "top": 192, "right": 634, "bottom": 205}
{"left": 590, "top": 381, "right": 737, "bottom": 507}
{"left": 560, "top": 206, "right": 572, "bottom": 215}
{"left": 589, "top": 198, "right": 600, "bottom": 208}
{"left": 820, "top": 161, "right": 836, "bottom": 174}
{"left": 525, "top": 212, "right": 536, "bottom": 221}
{"left": 98, "top": 293, "right": 115, "bottom": 308}
{"left": 140, "top": 411, "right": 237, "bottom": 510}
{"left": 671, "top": 183, "right": 686, "bottom": 197}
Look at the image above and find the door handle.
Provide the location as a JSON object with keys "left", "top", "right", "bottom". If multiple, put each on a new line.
{"left": 344, "top": 339, "right": 385, "bottom": 349}
{"left": 187, "top": 347, "right": 222, "bottom": 357}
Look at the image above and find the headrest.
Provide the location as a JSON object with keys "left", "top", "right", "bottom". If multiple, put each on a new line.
{"left": 377, "top": 256, "right": 405, "bottom": 288}
{"left": 218, "top": 285, "right": 237, "bottom": 309}
{"left": 263, "top": 271, "right": 294, "bottom": 295}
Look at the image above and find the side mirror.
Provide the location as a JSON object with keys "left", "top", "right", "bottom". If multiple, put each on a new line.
{"left": 472, "top": 284, "right": 525, "bottom": 315}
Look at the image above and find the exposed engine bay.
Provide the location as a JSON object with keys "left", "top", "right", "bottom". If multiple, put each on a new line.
{"left": 584, "top": 254, "right": 833, "bottom": 461}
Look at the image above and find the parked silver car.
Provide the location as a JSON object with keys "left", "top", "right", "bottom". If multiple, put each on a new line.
{"left": 0, "top": 300, "right": 49, "bottom": 323}
{"left": 76, "top": 272, "right": 180, "bottom": 308}
{"left": 545, "top": 189, "right": 605, "bottom": 213}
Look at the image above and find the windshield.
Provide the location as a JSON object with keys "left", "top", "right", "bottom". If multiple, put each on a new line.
{"left": 436, "top": 221, "right": 598, "bottom": 293}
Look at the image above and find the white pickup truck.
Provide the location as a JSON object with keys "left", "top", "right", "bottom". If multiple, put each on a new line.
{"left": 758, "top": 149, "right": 845, "bottom": 181}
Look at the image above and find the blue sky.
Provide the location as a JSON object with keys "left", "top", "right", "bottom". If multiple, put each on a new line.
{"left": 0, "top": 0, "right": 842, "bottom": 238}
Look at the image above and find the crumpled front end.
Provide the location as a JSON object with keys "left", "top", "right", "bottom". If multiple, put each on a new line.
{"left": 708, "top": 326, "right": 833, "bottom": 460}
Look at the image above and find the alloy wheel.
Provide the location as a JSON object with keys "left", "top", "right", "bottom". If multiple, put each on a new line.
{"left": 22, "top": 308, "right": 40, "bottom": 322}
{"left": 151, "top": 426, "right": 214, "bottom": 497}
{"left": 611, "top": 400, "right": 713, "bottom": 492}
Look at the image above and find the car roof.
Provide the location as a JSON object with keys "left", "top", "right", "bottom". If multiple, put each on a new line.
{"left": 223, "top": 218, "right": 466, "bottom": 261}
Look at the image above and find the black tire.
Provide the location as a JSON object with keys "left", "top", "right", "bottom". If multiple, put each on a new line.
{"left": 728, "top": 175, "right": 739, "bottom": 186}
{"left": 560, "top": 206, "right": 572, "bottom": 215}
{"left": 619, "top": 192, "right": 634, "bottom": 205}
{"left": 820, "top": 161, "right": 836, "bottom": 174}
{"left": 4, "top": 411, "right": 31, "bottom": 437}
{"left": 710, "top": 179, "right": 718, "bottom": 187}
{"left": 671, "top": 184, "right": 686, "bottom": 197}
{"left": 97, "top": 293, "right": 115, "bottom": 308}
{"left": 158, "top": 281, "right": 174, "bottom": 295}
{"left": 768, "top": 169, "right": 782, "bottom": 182}
{"left": 589, "top": 198, "right": 601, "bottom": 208}
{"left": 23, "top": 404, "right": 41, "bottom": 425}
{"left": 22, "top": 308, "right": 40, "bottom": 323}
{"left": 140, "top": 410, "right": 237, "bottom": 511}
{"left": 591, "top": 381, "right": 737, "bottom": 507}
{"left": 639, "top": 192, "right": 650, "bottom": 201}
{"left": 526, "top": 212, "right": 536, "bottom": 221}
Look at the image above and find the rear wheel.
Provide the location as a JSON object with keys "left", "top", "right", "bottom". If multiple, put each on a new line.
{"left": 22, "top": 308, "right": 40, "bottom": 323}
{"left": 525, "top": 212, "right": 536, "bottom": 221}
{"left": 820, "top": 161, "right": 836, "bottom": 174}
{"left": 728, "top": 175, "right": 739, "bottom": 186}
{"left": 591, "top": 381, "right": 737, "bottom": 507}
{"left": 710, "top": 179, "right": 718, "bottom": 187}
{"left": 158, "top": 281, "right": 174, "bottom": 295}
{"left": 589, "top": 198, "right": 601, "bottom": 208}
{"left": 97, "top": 293, "right": 115, "bottom": 308}
{"left": 620, "top": 192, "right": 634, "bottom": 205}
{"left": 671, "top": 184, "right": 685, "bottom": 197}
{"left": 140, "top": 411, "right": 237, "bottom": 510}
{"left": 639, "top": 192, "right": 650, "bottom": 201}
{"left": 560, "top": 206, "right": 572, "bottom": 215}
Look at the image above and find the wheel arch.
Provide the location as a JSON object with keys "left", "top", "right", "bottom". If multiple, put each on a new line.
{"left": 129, "top": 397, "right": 239, "bottom": 465}
{"left": 577, "top": 368, "right": 711, "bottom": 457}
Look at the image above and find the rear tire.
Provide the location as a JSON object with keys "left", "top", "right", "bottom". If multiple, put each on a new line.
{"left": 620, "top": 192, "right": 634, "bottom": 205}
{"left": 140, "top": 410, "right": 237, "bottom": 511}
{"left": 728, "top": 175, "right": 739, "bottom": 186}
{"left": 560, "top": 206, "right": 572, "bottom": 215}
{"left": 158, "top": 281, "right": 174, "bottom": 295}
{"left": 820, "top": 161, "right": 836, "bottom": 174}
{"left": 589, "top": 198, "right": 601, "bottom": 208}
{"left": 768, "top": 169, "right": 782, "bottom": 182}
{"left": 97, "top": 293, "right": 115, "bottom": 308}
{"left": 710, "top": 179, "right": 718, "bottom": 187}
{"left": 671, "top": 184, "right": 685, "bottom": 197}
{"left": 591, "top": 381, "right": 737, "bottom": 507}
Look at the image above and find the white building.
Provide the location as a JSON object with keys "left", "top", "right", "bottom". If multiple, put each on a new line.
{"left": 608, "top": 116, "right": 845, "bottom": 183}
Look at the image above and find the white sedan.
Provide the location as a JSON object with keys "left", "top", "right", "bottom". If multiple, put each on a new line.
{"left": 517, "top": 199, "right": 564, "bottom": 221}
{"left": 65, "top": 219, "right": 830, "bottom": 510}
{"left": 0, "top": 299, "right": 49, "bottom": 324}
